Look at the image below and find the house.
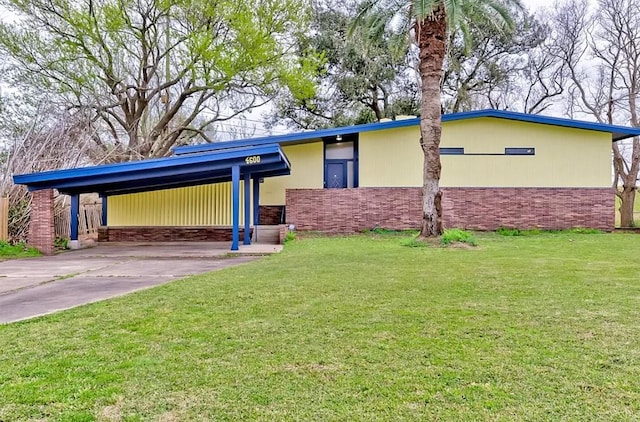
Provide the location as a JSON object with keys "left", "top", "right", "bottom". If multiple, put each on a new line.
{"left": 14, "top": 110, "right": 640, "bottom": 253}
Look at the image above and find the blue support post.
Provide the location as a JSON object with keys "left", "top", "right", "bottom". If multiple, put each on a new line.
{"left": 243, "top": 171, "right": 251, "bottom": 245}
{"left": 70, "top": 194, "right": 80, "bottom": 249}
{"left": 253, "top": 177, "right": 260, "bottom": 226}
{"left": 231, "top": 165, "right": 240, "bottom": 251}
{"left": 100, "top": 195, "right": 108, "bottom": 226}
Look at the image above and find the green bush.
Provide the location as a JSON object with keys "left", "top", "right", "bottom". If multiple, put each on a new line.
{"left": 441, "top": 229, "right": 477, "bottom": 246}
{"left": 284, "top": 231, "right": 296, "bottom": 243}
{"left": 54, "top": 236, "right": 69, "bottom": 250}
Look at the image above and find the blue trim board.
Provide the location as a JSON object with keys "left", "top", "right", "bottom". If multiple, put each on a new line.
{"left": 70, "top": 194, "right": 79, "bottom": 241}
{"left": 231, "top": 165, "right": 240, "bottom": 251}
{"left": 173, "top": 109, "right": 640, "bottom": 156}
{"left": 243, "top": 172, "right": 251, "bottom": 246}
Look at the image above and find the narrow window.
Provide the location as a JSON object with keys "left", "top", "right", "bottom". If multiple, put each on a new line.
{"left": 440, "top": 147, "right": 465, "bottom": 155}
{"left": 505, "top": 147, "right": 535, "bottom": 155}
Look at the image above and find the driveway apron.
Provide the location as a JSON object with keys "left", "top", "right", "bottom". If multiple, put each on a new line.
{"left": 0, "top": 243, "right": 263, "bottom": 324}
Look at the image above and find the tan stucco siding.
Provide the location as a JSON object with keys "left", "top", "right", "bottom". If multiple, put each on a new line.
{"left": 260, "top": 142, "right": 324, "bottom": 205}
{"left": 359, "top": 118, "right": 612, "bottom": 188}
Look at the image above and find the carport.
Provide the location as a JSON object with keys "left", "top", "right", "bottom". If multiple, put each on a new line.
{"left": 13, "top": 144, "right": 290, "bottom": 252}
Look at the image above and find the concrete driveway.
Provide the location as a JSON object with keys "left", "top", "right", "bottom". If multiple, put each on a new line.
{"left": 0, "top": 242, "right": 279, "bottom": 324}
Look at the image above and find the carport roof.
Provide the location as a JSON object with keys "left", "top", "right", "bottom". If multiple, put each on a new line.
{"left": 13, "top": 144, "right": 289, "bottom": 196}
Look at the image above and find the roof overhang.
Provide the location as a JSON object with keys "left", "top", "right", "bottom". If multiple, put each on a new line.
{"left": 173, "top": 109, "right": 640, "bottom": 155}
{"left": 13, "top": 144, "right": 290, "bottom": 196}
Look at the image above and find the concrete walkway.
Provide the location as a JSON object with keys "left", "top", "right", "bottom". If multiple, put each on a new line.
{"left": 0, "top": 242, "right": 278, "bottom": 324}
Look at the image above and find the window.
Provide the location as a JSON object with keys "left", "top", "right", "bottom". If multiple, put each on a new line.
{"left": 505, "top": 147, "right": 535, "bottom": 155}
{"left": 440, "top": 147, "right": 465, "bottom": 155}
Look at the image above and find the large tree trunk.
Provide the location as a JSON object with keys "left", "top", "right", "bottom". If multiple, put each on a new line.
{"left": 613, "top": 138, "right": 640, "bottom": 227}
{"left": 617, "top": 186, "right": 637, "bottom": 228}
{"left": 416, "top": 7, "right": 447, "bottom": 238}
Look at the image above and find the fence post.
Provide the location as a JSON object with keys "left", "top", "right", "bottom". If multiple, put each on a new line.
{"left": 0, "top": 197, "right": 8, "bottom": 242}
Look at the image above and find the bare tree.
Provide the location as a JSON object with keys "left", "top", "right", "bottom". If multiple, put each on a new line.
{"left": 548, "top": 0, "right": 640, "bottom": 227}
{"left": 0, "top": 102, "right": 92, "bottom": 241}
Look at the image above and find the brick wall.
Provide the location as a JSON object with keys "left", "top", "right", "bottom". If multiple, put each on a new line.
{"left": 29, "top": 189, "right": 55, "bottom": 255}
{"left": 98, "top": 226, "right": 252, "bottom": 242}
{"left": 258, "top": 205, "right": 284, "bottom": 225}
{"left": 286, "top": 187, "right": 615, "bottom": 232}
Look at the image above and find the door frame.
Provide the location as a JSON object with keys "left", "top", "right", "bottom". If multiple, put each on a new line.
{"left": 322, "top": 135, "right": 359, "bottom": 188}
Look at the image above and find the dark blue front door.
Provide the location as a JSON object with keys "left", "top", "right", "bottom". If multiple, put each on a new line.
{"left": 326, "top": 161, "right": 347, "bottom": 188}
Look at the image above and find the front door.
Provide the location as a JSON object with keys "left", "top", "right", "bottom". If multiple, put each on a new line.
{"left": 326, "top": 161, "right": 347, "bottom": 188}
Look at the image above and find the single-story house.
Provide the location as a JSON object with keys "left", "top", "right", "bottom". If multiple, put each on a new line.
{"left": 14, "top": 109, "right": 640, "bottom": 253}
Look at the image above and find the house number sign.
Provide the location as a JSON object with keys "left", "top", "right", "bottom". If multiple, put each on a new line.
{"left": 245, "top": 155, "right": 261, "bottom": 164}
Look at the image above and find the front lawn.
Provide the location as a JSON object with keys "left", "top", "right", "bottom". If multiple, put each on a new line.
{"left": 1, "top": 232, "right": 640, "bottom": 420}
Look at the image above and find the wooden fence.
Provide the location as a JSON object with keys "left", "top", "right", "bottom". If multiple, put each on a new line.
{"left": 55, "top": 203, "right": 103, "bottom": 239}
{"left": 0, "top": 197, "right": 8, "bottom": 242}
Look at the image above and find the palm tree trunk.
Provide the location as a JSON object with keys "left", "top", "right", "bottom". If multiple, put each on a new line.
{"left": 417, "top": 6, "right": 446, "bottom": 238}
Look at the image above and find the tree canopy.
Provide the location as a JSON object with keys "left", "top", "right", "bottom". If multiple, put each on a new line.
{"left": 0, "top": 0, "right": 320, "bottom": 161}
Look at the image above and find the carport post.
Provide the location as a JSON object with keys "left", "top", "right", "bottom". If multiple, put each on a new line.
{"left": 100, "top": 195, "right": 107, "bottom": 226}
{"left": 243, "top": 172, "right": 251, "bottom": 245}
{"left": 253, "top": 177, "right": 260, "bottom": 226}
{"left": 231, "top": 165, "right": 240, "bottom": 251}
{"left": 70, "top": 193, "right": 80, "bottom": 249}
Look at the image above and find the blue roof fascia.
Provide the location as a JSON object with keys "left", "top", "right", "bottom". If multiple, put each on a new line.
{"left": 14, "top": 144, "right": 285, "bottom": 187}
{"left": 173, "top": 118, "right": 421, "bottom": 155}
{"left": 99, "top": 164, "right": 291, "bottom": 197}
{"left": 173, "top": 110, "right": 640, "bottom": 155}
{"left": 13, "top": 144, "right": 289, "bottom": 194}
{"left": 442, "top": 109, "right": 640, "bottom": 141}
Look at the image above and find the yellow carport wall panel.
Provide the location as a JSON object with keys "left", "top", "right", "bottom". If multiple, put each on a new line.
{"left": 359, "top": 118, "right": 612, "bottom": 188}
{"left": 260, "top": 142, "right": 324, "bottom": 205}
{"left": 107, "top": 182, "right": 251, "bottom": 226}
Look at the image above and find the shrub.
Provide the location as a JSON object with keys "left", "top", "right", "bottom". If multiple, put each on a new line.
{"left": 284, "top": 231, "right": 296, "bottom": 243}
{"left": 441, "top": 229, "right": 477, "bottom": 246}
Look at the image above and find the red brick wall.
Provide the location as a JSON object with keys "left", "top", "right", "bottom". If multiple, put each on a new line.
{"left": 29, "top": 189, "right": 55, "bottom": 255}
{"left": 98, "top": 226, "right": 252, "bottom": 242}
{"left": 286, "top": 187, "right": 615, "bottom": 232}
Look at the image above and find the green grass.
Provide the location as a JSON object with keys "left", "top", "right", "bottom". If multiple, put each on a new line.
{"left": 0, "top": 241, "right": 40, "bottom": 259}
{"left": 2, "top": 232, "right": 640, "bottom": 420}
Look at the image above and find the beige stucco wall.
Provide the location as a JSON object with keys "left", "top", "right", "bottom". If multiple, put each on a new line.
{"left": 260, "top": 142, "right": 324, "bottom": 205}
{"left": 359, "top": 117, "right": 612, "bottom": 188}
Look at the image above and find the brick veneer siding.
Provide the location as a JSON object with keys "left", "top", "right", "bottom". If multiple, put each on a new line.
{"left": 29, "top": 189, "right": 55, "bottom": 255}
{"left": 258, "top": 205, "right": 285, "bottom": 225}
{"left": 98, "top": 226, "right": 252, "bottom": 242}
{"left": 285, "top": 187, "right": 615, "bottom": 232}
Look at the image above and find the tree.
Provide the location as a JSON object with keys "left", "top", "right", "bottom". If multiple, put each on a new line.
{"left": 441, "top": 6, "right": 548, "bottom": 113}
{"left": 548, "top": 0, "right": 640, "bottom": 227}
{"left": 356, "top": 0, "right": 520, "bottom": 237}
{"left": 0, "top": 0, "right": 319, "bottom": 161}
{"left": 270, "top": 1, "right": 418, "bottom": 130}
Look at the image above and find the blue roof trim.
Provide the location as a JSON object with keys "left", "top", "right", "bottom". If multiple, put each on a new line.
{"left": 174, "top": 118, "right": 421, "bottom": 154}
{"left": 442, "top": 109, "right": 640, "bottom": 141}
{"left": 13, "top": 144, "right": 289, "bottom": 195}
{"left": 174, "top": 109, "right": 640, "bottom": 155}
